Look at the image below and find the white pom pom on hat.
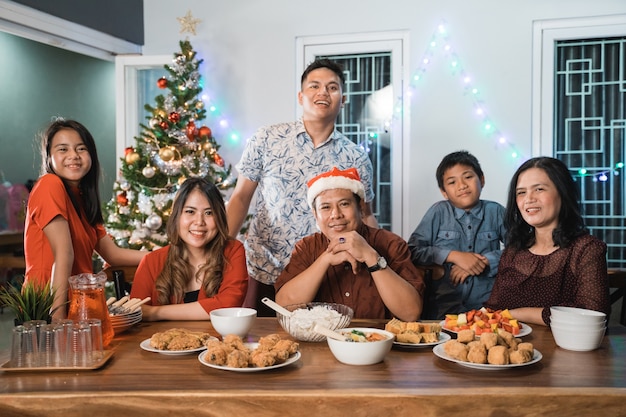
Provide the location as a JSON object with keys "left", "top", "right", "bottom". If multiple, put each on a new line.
{"left": 306, "top": 167, "right": 365, "bottom": 208}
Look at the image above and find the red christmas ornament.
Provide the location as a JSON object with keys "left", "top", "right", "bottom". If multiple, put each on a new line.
{"left": 198, "top": 126, "right": 212, "bottom": 138}
{"left": 124, "top": 147, "right": 134, "bottom": 156}
{"left": 157, "top": 77, "right": 168, "bottom": 89}
{"left": 213, "top": 153, "right": 224, "bottom": 167}
{"left": 159, "top": 121, "right": 169, "bottom": 130}
{"left": 186, "top": 121, "right": 197, "bottom": 141}
{"left": 116, "top": 192, "right": 128, "bottom": 206}
{"left": 168, "top": 112, "right": 180, "bottom": 123}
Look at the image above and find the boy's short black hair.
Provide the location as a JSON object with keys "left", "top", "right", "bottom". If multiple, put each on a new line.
{"left": 436, "top": 150, "right": 484, "bottom": 189}
{"left": 301, "top": 58, "right": 345, "bottom": 88}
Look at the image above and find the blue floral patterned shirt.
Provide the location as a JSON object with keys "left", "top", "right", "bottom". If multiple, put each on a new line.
{"left": 236, "top": 119, "right": 375, "bottom": 285}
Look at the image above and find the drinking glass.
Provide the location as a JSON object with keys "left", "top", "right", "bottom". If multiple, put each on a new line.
{"left": 38, "top": 324, "right": 65, "bottom": 367}
{"left": 10, "top": 325, "right": 39, "bottom": 367}
{"left": 66, "top": 322, "right": 92, "bottom": 367}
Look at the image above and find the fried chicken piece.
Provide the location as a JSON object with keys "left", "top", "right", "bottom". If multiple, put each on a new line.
{"left": 517, "top": 342, "right": 534, "bottom": 353}
{"left": 150, "top": 328, "right": 213, "bottom": 350}
{"left": 457, "top": 329, "right": 475, "bottom": 343}
{"left": 226, "top": 349, "right": 251, "bottom": 368}
{"left": 250, "top": 350, "right": 277, "bottom": 367}
{"left": 467, "top": 344, "right": 487, "bottom": 364}
{"left": 222, "top": 334, "right": 247, "bottom": 351}
{"left": 443, "top": 340, "right": 468, "bottom": 362}
{"left": 150, "top": 332, "right": 174, "bottom": 350}
{"left": 204, "top": 344, "right": 230, "bottom": 366}
{"left": 167, "top": 334, "right": 203, "bottom": 350}
{"left": 272, "top": 339, "right": 299, "bottom": 355}
{"left": 257, "top": 334, "right": 282, "bottom": 351}
{"left": 480, "top": 332, "right": 498, "bottom": 350}
{"left": 487, "top": 345, "right": 509, "bottom": 365}
{"left": 510, "top": 348, "right": 533, "bottom": 364}
{"left": 467, "top": 340, "right": 482, "bottom": 350}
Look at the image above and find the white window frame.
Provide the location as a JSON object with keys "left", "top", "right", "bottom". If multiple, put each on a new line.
{"left": 296, "top": 31, "right": 410, "bottom": 236}
{"left": 114, "top": 55, "right": 170, "bottom": 173}
{"left": 531, "top": 14, "right": 626, "bottom": 156}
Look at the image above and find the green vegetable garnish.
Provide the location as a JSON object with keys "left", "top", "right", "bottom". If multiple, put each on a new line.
{"left": 351, "top": 330, "right": 366, "bottom": 337}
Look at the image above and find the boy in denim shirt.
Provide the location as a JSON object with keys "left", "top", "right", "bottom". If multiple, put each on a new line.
{"left": 408, "top": 151, "right": 506, "bottom": 319}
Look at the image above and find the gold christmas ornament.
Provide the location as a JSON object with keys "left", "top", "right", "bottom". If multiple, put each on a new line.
{"left": 159, "top": 147, "right": 175, "bottom": 162}
{"left": 202, "top": 141, "right": 213, "bottom": 152}
{"left": 125, "top": 152, "right": 140, "bottom": 164}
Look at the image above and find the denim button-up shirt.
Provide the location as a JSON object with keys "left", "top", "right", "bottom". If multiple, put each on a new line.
{"left": 408, "top": 199, "right": 506, "bottom": 317}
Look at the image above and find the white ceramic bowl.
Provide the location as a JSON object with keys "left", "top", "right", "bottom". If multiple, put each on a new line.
{"left": 550, "top": 306, "right": 606, "bottom": 324}
{"left": 277, "top": 302, "right": 353, "bottom": 342}
{"left": 210, "top": 307, "right": 257, "bottom": 338}
{"left": 551, "top": 323, "right": 606, "bottom": 351}
{"left": 549, "top": 316, "right": 606, "bottom": 330}
{"left": 326, "top": 327, "right": 394, "bottom": 365}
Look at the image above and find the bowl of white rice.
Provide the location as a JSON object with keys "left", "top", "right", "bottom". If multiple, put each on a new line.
{"left": 277, "top": 302, "right": 354, "bottom": 342}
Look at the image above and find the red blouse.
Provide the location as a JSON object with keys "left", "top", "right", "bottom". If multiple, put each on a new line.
{"left": 130, "top": 240, "right": 249, "bottom": 314}
{"left": 24, "top": 174, "right": 106, "bottom": 286}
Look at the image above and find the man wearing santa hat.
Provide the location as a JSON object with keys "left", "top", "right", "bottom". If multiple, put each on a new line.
{"left": 275, "top": 167, "right": 424, "bottom": 321}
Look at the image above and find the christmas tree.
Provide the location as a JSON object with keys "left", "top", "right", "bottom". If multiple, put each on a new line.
{"left": 104, "top": 40, "right": 235, "bottom": 250}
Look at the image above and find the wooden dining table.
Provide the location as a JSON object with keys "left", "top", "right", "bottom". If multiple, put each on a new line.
{"left": 0, "top": 318, "right": 625, "bottom": 417}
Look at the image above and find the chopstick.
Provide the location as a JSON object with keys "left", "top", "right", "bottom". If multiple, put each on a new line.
{"left": 107, "top": 296, "right": 151, "bottom": 314}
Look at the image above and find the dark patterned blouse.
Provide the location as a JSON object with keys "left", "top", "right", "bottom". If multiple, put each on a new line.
{"left": 484, "top": 234, "right": 610, "bottom": 325}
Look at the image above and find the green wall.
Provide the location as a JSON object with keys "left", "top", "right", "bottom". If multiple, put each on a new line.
{"left": 0, "top": 31, "right": 116, "bottom": 202}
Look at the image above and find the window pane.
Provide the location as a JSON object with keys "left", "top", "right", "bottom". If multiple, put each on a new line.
{"left": 318, "top": 53, "right": 393, "bottom": 230}
{"left": 554, "top": 37, "right": 626, "bottom": 268}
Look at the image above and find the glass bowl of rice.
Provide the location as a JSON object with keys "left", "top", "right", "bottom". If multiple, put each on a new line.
{"left": 277, "top": 302, "right": 354, "bottom": 342}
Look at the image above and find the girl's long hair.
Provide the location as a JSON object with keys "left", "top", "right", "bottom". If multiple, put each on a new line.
{"left": 155, "top": 177, "right": 230, "bottom": 304}
{"left": 504, "top": 157, "right": 587, "bottom": 250}
{"left": 40, "top": 118, "right": 103, "bottom": 226}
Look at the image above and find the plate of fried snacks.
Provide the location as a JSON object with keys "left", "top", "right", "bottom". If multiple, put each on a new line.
{"left": 440, "top": 307, "right": 532, "bottom": 337}
{"left": 140, "top": 328, "right": 217, "bottom": 355}
{"left": 198, "top": 333, "right": 301, "bottom": 372}
{"left": 432, "top": 328, "right": 542, "bottom": 370}
{"left": 385, "top": 318, "right": 451, "bottom": 348}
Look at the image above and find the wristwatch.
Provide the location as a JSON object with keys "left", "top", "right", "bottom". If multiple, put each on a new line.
{"left": 367, "top": 256, "right": 388, "bottom": 273}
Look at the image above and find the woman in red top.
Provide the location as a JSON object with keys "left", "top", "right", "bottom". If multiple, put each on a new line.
{"left": 130, "top": 177, "right": 248, "bottom": 320}
{"left": 24, "top": 119, "right": 146, "bottom": 319}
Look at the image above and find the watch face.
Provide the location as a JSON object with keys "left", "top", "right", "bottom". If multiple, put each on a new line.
{"left": 378, "top": 257, "right": 387, "bottom": 268}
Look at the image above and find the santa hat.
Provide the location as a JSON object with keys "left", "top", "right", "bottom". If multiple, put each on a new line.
{"left": 307, "top": 167, "right": 365, "bottom": 208}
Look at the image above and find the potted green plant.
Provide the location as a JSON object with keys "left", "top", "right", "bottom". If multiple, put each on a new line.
{"left": 0, "top": 278, "right": 59, "bottom": 325}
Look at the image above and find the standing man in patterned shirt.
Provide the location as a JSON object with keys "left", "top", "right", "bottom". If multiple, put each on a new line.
{"left": 227, "top": 58, "right": 378, "bottom": 316}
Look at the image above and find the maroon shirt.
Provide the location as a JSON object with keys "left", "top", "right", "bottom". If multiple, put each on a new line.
{"left": 275, "top": 224, "right": 425, "bottom": 319}
{"left": 484, "top": 234, "right": 610, "bottom": 325}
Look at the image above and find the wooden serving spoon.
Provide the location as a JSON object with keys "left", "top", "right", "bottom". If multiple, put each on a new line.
{"left": 313, "top": 323, "right": 353, "bottom": 342}
{"left": 261, "top": 297, "right": 294, "bottom": 317}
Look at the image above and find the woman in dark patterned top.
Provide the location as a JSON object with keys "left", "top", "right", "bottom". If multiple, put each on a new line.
{"left": 484, "top": 157, "right": 610, "bottom": 326}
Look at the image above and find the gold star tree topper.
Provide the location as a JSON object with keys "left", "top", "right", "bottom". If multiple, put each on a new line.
{"left": 177, "top": 10, "right": 201, "bottom": 36}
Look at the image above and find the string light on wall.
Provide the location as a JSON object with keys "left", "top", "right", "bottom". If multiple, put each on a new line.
{"left": 577, "top": 162, "right": 624, "bottom": 182}
{"left": 397, "top": 20, "right": 523, "bottom": 161}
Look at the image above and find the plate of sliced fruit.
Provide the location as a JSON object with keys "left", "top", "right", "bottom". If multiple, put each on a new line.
{"left": 439, "top": 307, "right": 532, "bottom": 337}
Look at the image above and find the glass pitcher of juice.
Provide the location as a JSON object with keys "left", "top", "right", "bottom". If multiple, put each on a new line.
{"left": 67, "top": 272, "right": 114, "bottom": 348}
